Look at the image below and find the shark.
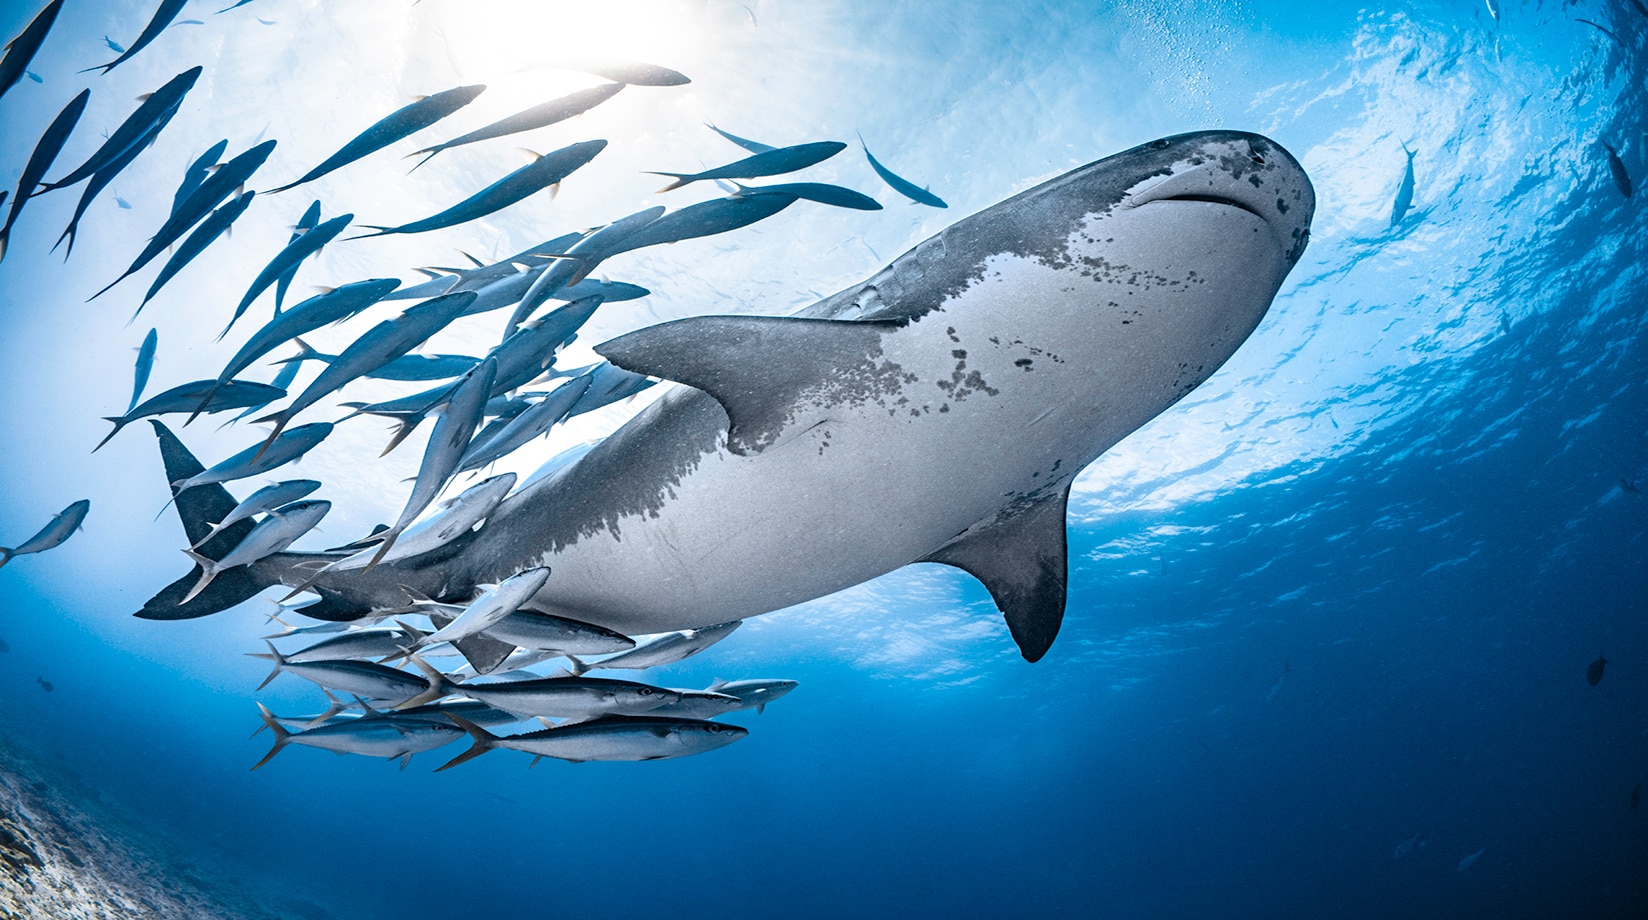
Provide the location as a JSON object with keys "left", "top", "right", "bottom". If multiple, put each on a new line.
{"left": 138, "top": 130, "right": 1314, "bottom": 664}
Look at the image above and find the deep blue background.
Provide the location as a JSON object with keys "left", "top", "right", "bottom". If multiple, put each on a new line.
{"left": 2, "top": 1, "right": 1645, "bottom": 918}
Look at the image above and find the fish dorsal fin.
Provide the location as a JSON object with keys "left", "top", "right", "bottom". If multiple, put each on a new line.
{"left": 594, "top": 315, "right": 905, "bottom": 455}
{"left": 919, "top": 480, "right": 1073, "bottom": 662}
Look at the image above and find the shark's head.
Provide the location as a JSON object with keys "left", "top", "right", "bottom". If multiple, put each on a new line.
{"left": 1108, "top": 130, "right": 1315, "bottom": 272}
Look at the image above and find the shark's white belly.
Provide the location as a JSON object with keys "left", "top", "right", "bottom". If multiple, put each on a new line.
{"left": 521, "top": 202, "right": 1284, "bottom": 632}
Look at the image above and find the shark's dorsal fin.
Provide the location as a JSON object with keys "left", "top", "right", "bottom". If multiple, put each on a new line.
{"left": 920, "top": 481, "right": 1072, "bottom": 662}
{"left": 594, "top": 315, "right": 905, "bottom": 455}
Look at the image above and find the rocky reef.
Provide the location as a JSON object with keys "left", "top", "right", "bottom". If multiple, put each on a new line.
{"left": 0, "top": 737, "right": 310, "bottom": 920}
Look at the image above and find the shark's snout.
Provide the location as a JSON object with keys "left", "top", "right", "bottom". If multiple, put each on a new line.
{"left": 1123, "top": 131, "right": 1316, "bottom": 267}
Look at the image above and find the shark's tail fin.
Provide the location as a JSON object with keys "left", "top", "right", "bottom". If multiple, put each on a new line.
{"left": 435, "top": 714, "right": 499, "bottom": 772}
{"left": 135, "top": 421, "right": 278, "bottom": 620}
{"left": 251, "top": 703, "right": 292, "bottom": 770}
{"left": 0, "top": 547, "right": 12, "bottom": 570}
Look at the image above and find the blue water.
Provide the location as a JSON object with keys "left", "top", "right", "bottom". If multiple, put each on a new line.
{"left": 2, "top": 0, "right": 1646, "bottom": 917}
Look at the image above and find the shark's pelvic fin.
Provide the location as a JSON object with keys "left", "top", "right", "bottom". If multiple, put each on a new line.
{"left": 595, "top": 315, "right": 905, "bottom": 455}
{"left": 921, "top": 481, "right": 1073, "bottom": 663}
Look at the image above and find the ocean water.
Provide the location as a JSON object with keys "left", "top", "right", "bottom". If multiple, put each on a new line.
{"left": 0, "top": 0, "right": 1645, "bottom": 918}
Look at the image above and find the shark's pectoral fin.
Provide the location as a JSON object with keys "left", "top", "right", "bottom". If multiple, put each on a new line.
{"left": 426, "top": 611, "right": 516, "bottom": 675}
{"left": 921, "top": 482, "right": 1072, "bottom": 662}
{"left": 594, "top": 315, "right": 905, "bottom": 455}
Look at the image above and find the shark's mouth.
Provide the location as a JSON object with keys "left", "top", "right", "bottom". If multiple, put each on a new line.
{"left": 1157, "top": 193, "right": 1269, "bottom": 223}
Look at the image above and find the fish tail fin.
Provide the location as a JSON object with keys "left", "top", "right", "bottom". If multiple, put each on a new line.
{"left": 0, "top": 548, "right": 12, "bottom": 570}
{"left": 77, "top": 62, "right": 115, "bottom": 76}
{"left": 405, "top": 147, "right": 442, "bottom": 173}
{"left": 359, "top": 530, "right": 400, "bottom": 574}
{"left": 642, "top": 172, "right": 691, "bottom": 193}
{"left": 184, "top": 381, "right": 226, "bottom": 425}
{"left": 345, "top": 227, "right": 393, "bottom": 241}
{"left": 306, "top": 689, "right": 347, "bottom": 729}
{"left": 136, "top": 422, "right": 281, "bottom": 621}
{"left": 396, "top": 655, "right": 447, "bottom": 710}
{"left": 565, "top": 654, "right": 590, "bottom": 677}
{"left": 0, "top": 230, "right": 9, "bottom": 264}
{"left": 377, "top": 412, "right": 428, "bottom": 457}
{"left": 248, "top": 639, "right": 289, "bottom": 691}
{"left": 52, "top": 221, "right": 76, "bottom": 259}
{"left": 92, "top": 417, "right": 127, "bottom": 452}
{"left": 251, "top": 703, "right": 292, "bottom": 770}
{"left": 434, "top": 714, "right": 498, "bottom": 772}
{"left": 179, "top": 550, "right": 220, "bottom": 604}
{"left": 249, "top": 416, "right": 289, "bottom": 461}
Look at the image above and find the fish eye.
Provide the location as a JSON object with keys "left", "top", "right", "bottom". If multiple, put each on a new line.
{"left": 640, "top": 687, "right": 654, "bottom": 695}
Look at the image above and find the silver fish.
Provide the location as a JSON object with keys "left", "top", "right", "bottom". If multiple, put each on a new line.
{"left": 134, "top": 189, "right": 256, "bottom": 318}
{"left": 322, "top": 472, "right": 514, "bottom": 571}
{"left": 182, "top": 498, "right": 329, "bottom": 602}
{"left": 276, "top": 342, "right": 480, "bottom": 382}
{"left": 97, "top": 378, "right": 287, "bottom": 451}
{"left": 202, "top": 277, "right": 401, "bottom": 415}
{"left": 170, "top": 139, "right": 227, "bottom": 218}
{"left": 273, "top": 199, "right": 322, "bottom": 310}
{"left": 438, "top": 713, "right": 744, "bottom": 769}
{"left": 1390, "top": 143, "right": 1416, "bottom": 227}
{"left": 478, "top": 607, "right": 634, "bottom": 656}
{"left": 90, "top": 139, "right": 275, "bottom": 300}
{"left": 705, "top": 121, "right": 775, "bottom": 154}
{"left": 253, "top": 702, "right": 464, "bottom": 769}
{"left": 226, "top": 213, "right": 353, "bottom": 335}
{"left": 568, "top": 621, "right": 742, "bottom": 675}
{"left": 353, "top": 140, "right": 606, "bottom": 238}
{"left": 268, "top": 84, "right": 486, "bottom": 193}
{"left": 603, "top": 192, "right": 800, "bottom": 255}
{"left": 0, "top": 499, "right": 89, "bottom": 569}
{"left": 457, "top": 374, "right": 591, "bottom": 472}
{"left": 251, "top": 291, "right": 476, "bottom": 450}
{"left": 409, "top": 83, "right": 624, "bottom": 170}
{"left": 418, "top": 567, "right": 551, "bottom": 646}
{"left": 648, "top": 141, "right": 844, "bottom": 192}
{"left": 281, "top": 627, "right": 413, "bottom": 663}
{"left": 706, "top": 678, "right": 798, "bottom": 714}
{"left": 0, "top": 0, "right": 63, "bottom": 104}
{"left": 422, "top": 666, "right": 679, "bottom": 721}
{"left": 170, "top": 422, "right": 333, "bottom": 494}
{"left": 382, "top": 231, "right": 586, "bottom": 301}
{"left": 732, "top": 180, "right": 880, "bottom": 210}
{"left": 0, "top": 88, "right": 88, "bottom": 262}
{"left": 127, "top": 327, "right": 158, "bottom": 414}
{"left": 1603, "top": 142, "right": 1632, "bottom": 198}
{"left": 859, "top": 133, "right": 947, "bottom": 207}
{"left": 41, "top": 66, "right": 200, "bottom": 193}
{"left": 190, "top": 479, "right": 320, "bottom": 549}
{"left": 368, "top": 357, "right": 498, "bottom": 566}
{"left": 250, "top": 642, "right": 442, "bottom": 706}
{"left": 550, "top": 58, "right": 690, "bottom": 87}
{"left": 507, "top": 206, "right": 663, "bottom": 333}
{"left": 84, "top": 0, "right": 187, "bottom": 74}
{"left": 647, "top": 689, "right": 745, "bottom": 720}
